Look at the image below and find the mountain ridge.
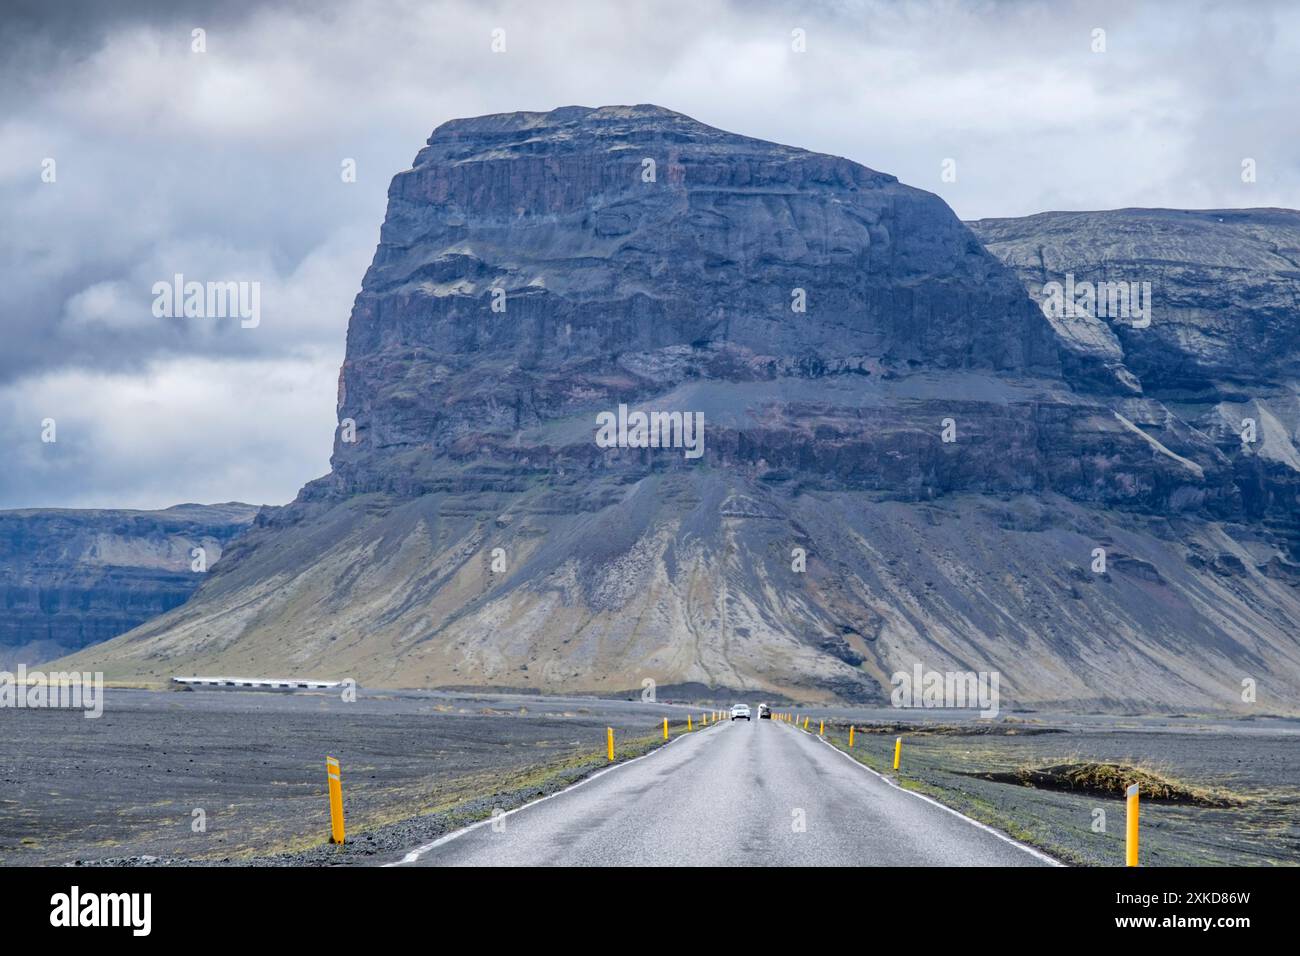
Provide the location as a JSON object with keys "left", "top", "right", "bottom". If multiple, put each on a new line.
{"left": 1, "top": 502, "right": 258, "bottom": 670}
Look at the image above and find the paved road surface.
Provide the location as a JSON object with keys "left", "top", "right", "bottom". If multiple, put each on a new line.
{"left": 395, "top": 718, "right": 1055, "bottom": 866}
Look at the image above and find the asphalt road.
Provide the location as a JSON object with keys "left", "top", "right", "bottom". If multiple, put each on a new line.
{"left": 395, "top": 718, "right": 1056, "bottom": 866}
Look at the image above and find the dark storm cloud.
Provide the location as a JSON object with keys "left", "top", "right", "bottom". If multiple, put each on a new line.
{"left": 0, "top": 0, "right": 277, "bottom": 93}
{"left": 1, "top": 0, "right": 271, "bottom": 50}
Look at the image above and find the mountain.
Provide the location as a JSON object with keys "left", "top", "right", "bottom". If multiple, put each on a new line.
{"left": 969, "top": 209, "right": 1300, "bottom": 557}
{"left": 969, "top": 208, "right": 1300, "bottom": 396}
{"left": 1, "top": 503, "right": 258, "bottom": 670}
{"left": 52, "top": 108, "right": 1300, "bottom": 712}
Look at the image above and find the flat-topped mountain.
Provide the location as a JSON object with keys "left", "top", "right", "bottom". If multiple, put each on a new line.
{"left": 326, "top": 103, "right": 1059, "bottom": 500}
{"left": 53, "top": 109, "right": 1300, "bottom": 712}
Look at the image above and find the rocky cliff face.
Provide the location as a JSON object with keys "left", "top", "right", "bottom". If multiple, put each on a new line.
{"left": 321, "top": 104, "right": 1060, "bottom": 501}
{"left": 970, "top": 209, "right": 1300, "bottom": 558}
{"left": 56, "top": 108, "right": 1300, "bottom": 712}
{"left": 970, "top": 208, "right": 1300, "bottom": 397}
{"left": 1, "top": 503, "right": 257, "bottom": 669}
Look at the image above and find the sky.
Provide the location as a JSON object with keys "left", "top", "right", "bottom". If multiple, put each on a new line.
{"left": 1, "top": 0, "right": 1296, "bottom": 510}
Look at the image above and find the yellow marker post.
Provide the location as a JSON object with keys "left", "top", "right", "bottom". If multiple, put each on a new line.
{"left": 803, "top": 717, "right": 809, "bottom": 730}
{"left": 849, "top": 725, "right": 855, "bottom": 748}
{"left": 607, "top": 727, "right": 615, "bottom": 762}
{"left": 688, "top": 714, "right": 693, "bottom": 730}
{"left": 663, "top": 717, "right": 669, "bottom": 740}
{"left": 893, "top": 736, "right": 902, "bottom": 770}
{"left": 325, "top": 756, "right": 345, "bottom": 845}
{"left": 819, "top": 719, "right": 824, "bottom": 735}
{"left": 1126, "top": 783, "right": 1140, "bottom": 867}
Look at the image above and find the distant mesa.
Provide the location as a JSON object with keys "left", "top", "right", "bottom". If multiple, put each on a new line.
{"left": 0, "top": 503, "right": 258, "bottom": 671}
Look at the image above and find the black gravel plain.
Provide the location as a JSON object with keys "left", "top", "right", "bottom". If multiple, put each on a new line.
{"left": 802, "top": 707, "right": 1300, "bottom": 866}
{"left": 0, "top": 687, "right": 692, "bottom": 866}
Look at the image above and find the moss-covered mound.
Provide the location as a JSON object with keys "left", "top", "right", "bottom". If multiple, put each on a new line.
{"left": 971, "top": 762, "right": 1245, "bottom": 807}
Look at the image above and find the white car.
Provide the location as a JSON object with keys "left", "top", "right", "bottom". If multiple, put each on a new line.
{"left": 730, "top": 704, "right": 751, "bottom": 721}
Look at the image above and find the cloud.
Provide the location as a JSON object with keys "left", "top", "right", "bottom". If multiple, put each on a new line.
{"left": 0, "top": 353, "right": 339, "bottom": 509}
{"left": 0, "top": 0, "right": 1296, "bottom": 509}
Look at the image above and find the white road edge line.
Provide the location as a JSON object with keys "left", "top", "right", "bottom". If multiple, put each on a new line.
{"left": 804, "top": 726, "right": 1064, "bottom": 866}
{"left": 386, "top": 720, "right": 731, "bottom": 866}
